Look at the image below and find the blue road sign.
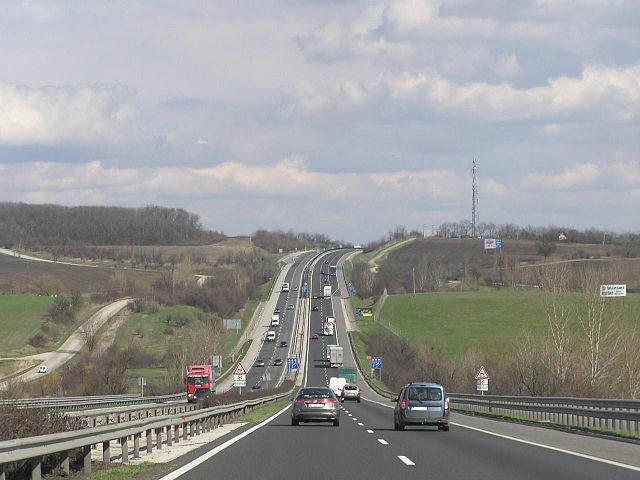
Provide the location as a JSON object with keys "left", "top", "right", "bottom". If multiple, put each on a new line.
{"left": 496, "top": 238, "right": 502, "bottom": 248}
{"left": 371, "top": 357, "right": 382, "bottom": 369}
{"left": 287, "top": 357, "right": 299, "bottom": 370}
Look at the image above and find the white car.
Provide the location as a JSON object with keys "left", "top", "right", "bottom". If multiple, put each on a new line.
{"left": 341, "top": 384, "right": 361, "bottom": 402}
{"left": 37, "top": 365, "right": 49, "bottom": 373}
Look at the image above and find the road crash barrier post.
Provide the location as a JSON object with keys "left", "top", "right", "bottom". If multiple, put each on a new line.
{"left": 0, "top": 392, "right": 290, "bottom": 478}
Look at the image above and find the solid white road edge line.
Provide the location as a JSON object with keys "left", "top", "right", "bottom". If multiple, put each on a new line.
{"left": 363, "top": 396, "right": 639, "bottom": 472}
{"left": 398, "top": 456, "right": 415, "bottom": 466}
{"left": 452, "top": 423, "right": 640, "bottom": 473}
{"left": 157, "top": 404, "right": 291, "bottom": 480}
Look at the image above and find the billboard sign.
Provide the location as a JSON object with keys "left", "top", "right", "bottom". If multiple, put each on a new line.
{"left": 600, "top": 284, "right": 626, "bottom": 297}
{"left": 484, "top": 239, "right": 497, "bottom": 249}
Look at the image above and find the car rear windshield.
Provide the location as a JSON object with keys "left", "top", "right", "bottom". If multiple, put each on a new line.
{"left": 407, "top": 386, "right": 442, "bottom": 401}
{"left": 298, "top": 389, "right": 332, "bottom": 399}
{"left": 344, "top": 385, "right": 357, "bottom": 390}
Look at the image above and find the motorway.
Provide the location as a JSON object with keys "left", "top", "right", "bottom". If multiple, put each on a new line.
{"left": 158, "top": 249, "right": 639, "bottom": 480}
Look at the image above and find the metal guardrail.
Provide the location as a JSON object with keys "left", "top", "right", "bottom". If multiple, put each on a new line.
{"left": 346, "top": 332, "right": 640, "bottom": 437}
{"left": 0, "top": 392, "right": 289, "bottom": 479}
{"left": 0, "top": 393, "right": 185, "bottom": 410}
{"left": 449, "top": 394, "right": 640, "bottom": 436}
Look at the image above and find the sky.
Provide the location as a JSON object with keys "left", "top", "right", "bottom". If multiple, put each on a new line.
{"left": 0, "top": 0, "right": 638, "bottom": 243}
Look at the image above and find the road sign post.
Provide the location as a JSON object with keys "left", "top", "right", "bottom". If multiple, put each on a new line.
{"left": 474, "top": 366, "right": 490, "bottom": 395}
{"left": 138, "top": 377, "right": 146, "bottom": 397}
{"left": 233, "top": 363, "right": 247, "bottom": 395}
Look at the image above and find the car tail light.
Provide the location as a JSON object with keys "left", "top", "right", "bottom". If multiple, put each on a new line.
{"left": 401, "top": 398, "right": 407, "bottom": 410}
{"left": 444, "top": 397, "right": 450, "bottom": 410}
{"left": 295, "top": 399, "right": 305, "bottom": 405}
{"left": 327, "top": 399, "right": 337, "bottom": 405}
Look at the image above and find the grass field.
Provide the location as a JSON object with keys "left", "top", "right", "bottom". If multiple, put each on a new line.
{"left": 0, "top": 295, "right": 53, "bottom": 356}
{"left": 376, "top": 289, "right": 640, "bottom": 357}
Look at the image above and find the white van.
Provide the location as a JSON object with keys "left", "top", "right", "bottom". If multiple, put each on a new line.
{"left": 266, "top": 330, "right": 276, "bottom": 342}
{"left": 271, "top": 314, "right": 280, "bottom": 327}
{"left": 37, "top": 365, "right": 49, "bottom": 373}
{"left": 282, "top": 283, "right": 290, "bottom": 292}
{"left": 329, "top": 377, "right": 347, "bottom": 398}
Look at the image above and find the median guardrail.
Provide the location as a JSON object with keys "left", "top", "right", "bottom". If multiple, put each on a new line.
{"left": 0, "top": 391, "right": 288, "bottom": 480}
{"left": 0, "top": 393, "right": 185, "bottom": 411}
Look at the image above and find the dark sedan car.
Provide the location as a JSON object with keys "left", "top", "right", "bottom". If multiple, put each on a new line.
{"left": 291, "top": 387, "right": 340, "bottom": 426}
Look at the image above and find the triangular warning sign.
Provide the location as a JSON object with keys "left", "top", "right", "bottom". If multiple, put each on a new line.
{"left": 234, "top": 363, "right": 247, "bottom": 375}
{"left": 475, "top": 366, "right": 490, "bottom": 379}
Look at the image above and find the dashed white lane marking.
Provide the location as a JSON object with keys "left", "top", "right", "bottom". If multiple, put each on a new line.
{"left": 366, "top": 429, "right": 374, "bottom": 434}
{"left": 352, "top": 418, "right": 358, "bottom": 421}
{"left": 358, "top": 422, "right": 364, "bottom": 426}
{"left": 378, "top": 439, "right": 389, "bottom": 445}
{"left": 348, "top": 413, "right": 352, "bottom": 417}
{"left": 398, "top": 456, "right": 415, "bottom": 466}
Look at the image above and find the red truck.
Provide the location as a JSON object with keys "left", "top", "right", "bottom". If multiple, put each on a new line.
{"left": 185, "top": 365, "right": 215, "bottom": 402}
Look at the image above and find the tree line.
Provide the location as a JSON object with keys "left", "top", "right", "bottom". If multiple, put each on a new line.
{"left": 0, "top": 202, "right": 224, "bottom": 248}
{"left": 251, "top": 229, "right": 338, "bottom": 253}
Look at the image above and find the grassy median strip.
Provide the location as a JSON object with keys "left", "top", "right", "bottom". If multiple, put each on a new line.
{"left": 236, "top": 397, "right": 290, "bottom": 423}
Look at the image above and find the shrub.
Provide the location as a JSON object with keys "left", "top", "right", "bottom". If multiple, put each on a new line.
{"left": 28, "top": 334, "right": 47, "bottom": 348}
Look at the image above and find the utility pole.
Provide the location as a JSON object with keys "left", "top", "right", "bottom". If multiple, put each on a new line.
{"left": 412, "top": 268, "right": 416, "bottom": 297}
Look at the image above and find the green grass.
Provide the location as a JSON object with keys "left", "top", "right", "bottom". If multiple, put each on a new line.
{"left": 114, "top": 304, "right": 205, "bottom": 357}
{"left": 380, "top": 290, "right": 640, "bottom": 357}
{"left": 78, "top": 462, "right": 160, "bottom": 479}
{"left": 236, "top": 397, "right": 289, "bottom": 422}
{"left": 0, "top": 295, "right": 54, "bottom": 356}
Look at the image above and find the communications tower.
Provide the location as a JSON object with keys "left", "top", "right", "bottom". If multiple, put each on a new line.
{"left": 472, "top": 159, "right": 479, "bottom": 238}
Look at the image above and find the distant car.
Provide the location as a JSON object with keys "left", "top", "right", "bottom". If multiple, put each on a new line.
{"left": 293, "top": 287, "right": 298, "bottom": 291}
{"left": 287, "top": 304, "right": 294, "bottom": 310}
{"left": 341, "top": 384, "right": 361, "bottom": 403}
{"left": 324, "top": 279, "right": 330, "bottom": 283}
{"left": 311, "top": 334, "right": 319, "bottom": 340}
{"left": 251, "top": 384, "right": 262, "bottom": 391}
{"left": 312, "top": 305, "right": 318, "bottom": 311}
{"left": 291, "top": 386, "right": 340, "bottom": 426}
{"left": 274, "top": 358, "right": 283, "bottom": 366}
{"left": 279, "top": 340, "right": 288, "bottom": 348}
{"left": 37, "top": 365, "right": 49, "bottom": 374}
{"left": 312, "top": 294, "right": 321, "bottom": 299}
{"left": 393, "top": 382, "right": 450, "bottom": 431}
{"left": 274, "top": 308, "right": 281, "bottom": 314}
{"left": 324, "top": 260, "right": 329, "bottom": 264}
{"left": 255, "top": 359, "right": 265, "bottom": 367}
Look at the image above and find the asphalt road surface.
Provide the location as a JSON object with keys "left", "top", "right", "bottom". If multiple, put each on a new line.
{"left": 158, "top": 249, "right": 640, "bottom": 480}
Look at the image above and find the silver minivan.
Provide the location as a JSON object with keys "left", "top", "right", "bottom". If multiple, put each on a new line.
{"left": 393, "top": 382, "right": 450, "bottom": 431}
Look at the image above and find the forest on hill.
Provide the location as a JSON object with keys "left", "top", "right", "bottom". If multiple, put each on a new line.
{"left": 0, "top": 202, "right": 223, "bottom": 248}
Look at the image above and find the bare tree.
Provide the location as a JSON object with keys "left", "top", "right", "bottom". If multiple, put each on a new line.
{"left": 538, "top": 263, "right": 574, "bottom": 386}
{"left": 617, "top": 321, "right": 640, "bottom": 399}
{"left": 79, "top": 319, "right": 99, "bottom": 353}
{"left": 576, "top": 265, "right": 623, "bottom": 391}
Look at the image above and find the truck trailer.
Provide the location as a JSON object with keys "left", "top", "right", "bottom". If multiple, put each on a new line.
{"left": 328, "top": 345, "right": 343, "bottom": 368}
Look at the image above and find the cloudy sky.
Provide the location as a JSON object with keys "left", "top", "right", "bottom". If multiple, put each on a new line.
{"left": 1, "top": 1, "right": 638, "bottom": 242}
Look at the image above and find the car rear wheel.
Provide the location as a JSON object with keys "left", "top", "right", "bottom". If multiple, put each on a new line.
{"left": 357, "top": 397, "right": 361, "bottom": 403}
{"left": 333, "top": 418, "right": 340, "bottom": 427}
{"left": 291, "top": 418, "right": 299, "bottom": 426}
{"left": 442, "top": 425, "right": 450, "bottom": 432}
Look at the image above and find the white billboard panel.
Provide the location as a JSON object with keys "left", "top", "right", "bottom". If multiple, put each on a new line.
{"left": 600, "top": 284, "right": 626, "bottom": 297}
{"left": 484, "top": 239, "right": 497, "bottom": 249}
